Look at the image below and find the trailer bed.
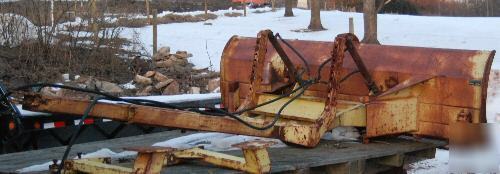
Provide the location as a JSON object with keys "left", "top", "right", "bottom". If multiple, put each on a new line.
{"left": 0, "top": 130, "right": 446, "bottom": 173}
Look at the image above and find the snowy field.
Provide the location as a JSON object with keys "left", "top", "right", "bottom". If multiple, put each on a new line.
{"left": 121, "top": 7, "right": 500, "bottom": 70}
{"left": 17, "top": 7, "right": 500, "bottom": 173}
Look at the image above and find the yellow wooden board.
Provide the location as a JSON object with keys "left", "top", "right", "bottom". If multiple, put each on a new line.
{"left": 252, "top": 94, "right": 366, "bottom": 124}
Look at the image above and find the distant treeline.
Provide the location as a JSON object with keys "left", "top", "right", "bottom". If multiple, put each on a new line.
{"left": 325, "top": 0, "right": 500, "bottom": 17}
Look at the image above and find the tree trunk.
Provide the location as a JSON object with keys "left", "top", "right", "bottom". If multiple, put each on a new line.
{"left": 272, "top": 0, "right": 276, "bottom": 12}
{"left": 284, "top": 0, "right": 294, "bottom": 17}
{"left": 362, "top": 0, "right": 380, "bottom": 44}
{"left": 145, "top": 0, "right": 150, "bottom": 24}
{"left": 204, "top": 0, "right": 208, "bottom": 15}
{"left": 242, "top": 2, "right": 246, "bottom": 16}
{"left": 308, "top": 0, "right": 324, "bottom": 30}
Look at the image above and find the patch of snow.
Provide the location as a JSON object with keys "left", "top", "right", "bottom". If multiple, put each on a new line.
{"left": 487, "top": 72, "right": 500, "bottom": 123}
{"left": 408, "top": 148, "right": 449, "bottom": 174}
{"left": 80, "top": 148, "right": 137, "bottom": 159}
{"left": 322, "top": 126, "right": 360, "bottom": 141}
{"left": 16, "top": 148, "right": 136, "bottom": 173}
{"left": 487, "top": 94, "right": 500, "bottom": 123}
{"left": 0, "top": 13, "right": 36, "bottom": 47}
{"left": 152, "top": 132, "right": 286, "bottom": 151}
{"left": 62, "top": 74, "right": 70, "bottom": 82}
{"left": 120, "top": 81, "right": 136, "bottom": 90}
{"left": 50, "top": 83, "right": 64, "bottom": 91}
{"left": 16, "top": 161, "right": 54, "bottom": 173}
{"left": 116, "top": 93, "right": 221, "bottom": 103}
{"left": 16, "top": 104, "right": 50, "bottom": 117}
{"left": 211, "top": 86, "right": 220, "bottom": 93}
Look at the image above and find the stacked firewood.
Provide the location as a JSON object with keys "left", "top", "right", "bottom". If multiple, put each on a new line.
{"left": 134, "top": 46, "right": 221, "bottom": 95}
{"left": 153, "top": 47, "right": 192, "bottom": 69}
{"left": 133, "top": 71, "right": 179, "bottom": 96}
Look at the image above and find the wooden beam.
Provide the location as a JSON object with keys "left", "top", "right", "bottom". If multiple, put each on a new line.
{"left": 408, "top": 148, "right": 436, "bottom": 159}
{"left": 22, "top": 94, "right": 277, "bottom": 138}
{"left": 152, "top": 9, "right": 158, "bottom": 55}
{"left": 373, "top": 153, "right": 404, "bottom": 167}
{"left": 314, "top": 160, "right": 366, "bottom": 174}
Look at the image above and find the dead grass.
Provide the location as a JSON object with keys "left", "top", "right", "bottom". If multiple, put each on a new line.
{"left": 224, "top": 12, "right": 243, "bottom": 17}
{"left": 105, "top": 13, "right": 218, "bottom": 28}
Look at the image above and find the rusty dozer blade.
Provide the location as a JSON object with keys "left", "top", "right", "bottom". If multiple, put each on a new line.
{"left": 23, "top": 30, "right": 495, "bottom": 148}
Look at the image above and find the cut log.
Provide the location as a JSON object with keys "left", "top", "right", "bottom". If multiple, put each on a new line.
{"left": 155, "top": 59, "right": 174, "bottom": 68}
{"left": 144, "top": 71, "right": 156, "bottom": 78}
{"left": 174, "top": 51, "right": 189, "bottom": 59}
{"left": 136, "top": 86, "right": 153, "bottom": 96}
{"left": 134, "top": 75, "right": 153, "bottom": 85}
{"left": 40, "top": 87, "right": 58, "bottom": 97}
{"left": 192, "top": 72, "right": 220, "bottom": 80}
{"left": 207, "top": 78, "right": 220, "bottom": 92}
{"left": 153, "top": 47, "right": 170, "bottom": 61}
{"left": 162, "top": 81, "right": 180, "bottom": 95}
{"left": 154, "top": 72, "right": 169, "bottom": 82}
{"left": 188, "top": 87, "right": 201, "bottom": 94}
{"left": 158, "top": 47, "right": 170, "bottom": 55}
{"left": 154, "top": 79, "right": 174, "bottom": 89}
{"left": 95, "top": 81, "right": 124, "bottom": 94}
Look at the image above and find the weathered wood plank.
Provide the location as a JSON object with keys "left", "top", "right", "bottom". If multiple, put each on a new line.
{"left": 0, "top": 130, "right": 445, "bottom": 174}
{"left": 0, "top": 130, "right": 191, "bottom": 172}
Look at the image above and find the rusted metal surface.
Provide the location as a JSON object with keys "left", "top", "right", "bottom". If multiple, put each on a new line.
{"left": 345, "top": 36, "right": 380, "bottom": 95}
{"left": 221, "top": 33, "right": 495, "bottom": 140}
{"left": 232, "top": 140, "right": 277, "bottom": 150}
{"left": 221, "top": 37, "right": 494, "bottom": 108}
{"left": 172, "top": 140, "right": 275, "bottom": 173}
{"left": 63, "top": 159, "right": 134, "bottom": 174}
{"left": 63, "top": 146, "right": 171, "bottom": 174}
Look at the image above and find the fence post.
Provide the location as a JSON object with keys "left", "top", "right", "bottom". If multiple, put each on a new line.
{"left": 50, "top": 0, "right": 54, "bottom": 28}
{"left": 349, "top": 17, "right": 354, "bottom": 34}
{"left": 272, "top": 0, "right": 276, "bottom": 12}
{"left": 153, "top": 9, "right": 158, "bottom": 56}
{"left": 91, "top": 0, "right": 99, "bottom": 46}
{"left": 205, "top": 0, "right": 208, "bottom": 15}
{"left": 146, "top": 0, "right": 151, "bottom": 24}
{"left": 242, "top": 2, "right": 246, "bottom": 16}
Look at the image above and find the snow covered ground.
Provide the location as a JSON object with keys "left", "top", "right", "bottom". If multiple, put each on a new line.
{"left": 408, "top": 148, "right": 449, "bottom": 174}
{"left": 121, "top": 7, "right": 500, "bottom": 71}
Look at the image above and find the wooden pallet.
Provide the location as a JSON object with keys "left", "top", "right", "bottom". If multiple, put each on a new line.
{"left": 0, "top": 130, "right": 445, "bottom": 173}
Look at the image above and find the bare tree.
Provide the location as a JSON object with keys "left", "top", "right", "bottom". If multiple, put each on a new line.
{"left": 284, "top": 0, "right": 294, "bottom": 17}
{"left": 362, "top": 0, "right": 389, "bottom": 44}
{"left": 272, "top": 0, "right": 276, "bottom": 12}
{"left": 308, "top": 0, "right": 324, "bottom": 30}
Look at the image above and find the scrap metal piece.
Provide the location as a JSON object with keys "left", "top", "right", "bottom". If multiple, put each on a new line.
{"left": 59, "top": 158, "right": 134, "bottom": 174}
{"left": 61, "top": 141, "right": 276, "bottom": 174}
{"left": 173, "top": 140, "right": 276, "bottom": 173}
{"left": 220, "top": 32, "right": 495, "bottom": 140}
{"left": 124, "top": 146, "right": 175, "bottom": 174}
